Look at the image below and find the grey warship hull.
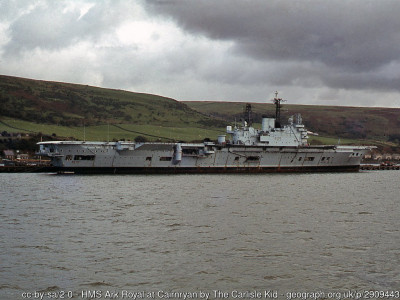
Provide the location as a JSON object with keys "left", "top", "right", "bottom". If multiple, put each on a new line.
{"left": 37, "top": 141, "right": 369, "bottom": 174}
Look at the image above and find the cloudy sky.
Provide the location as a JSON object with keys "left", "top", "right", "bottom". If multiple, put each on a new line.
{"left": 1, "top": 0, "right": 400, "bottom": 107}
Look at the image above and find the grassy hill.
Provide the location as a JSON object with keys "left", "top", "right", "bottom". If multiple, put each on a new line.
{"left": 0, "top": 75, "right": 225, "bottom": 142}
{"left": 1, "top": 75, "right": 399, "bottom": 152}
{"left": 184, "top": 101, "right": 400, "bottom": 151}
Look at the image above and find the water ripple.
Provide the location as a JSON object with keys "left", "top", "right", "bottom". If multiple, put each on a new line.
{"left": 1, "top": 172, "right": 399, "bottom": 293}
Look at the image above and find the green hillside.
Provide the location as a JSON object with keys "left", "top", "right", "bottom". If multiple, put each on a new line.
{"left": 1, "top": 75, "right": 399, "bottom": 153}
{"left": 0, "top": 75, "right": 225, "bottom": 142}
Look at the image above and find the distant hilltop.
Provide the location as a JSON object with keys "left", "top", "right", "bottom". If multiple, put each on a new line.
{"left": 0, "top": 74, "right": 223, "bottom": 128}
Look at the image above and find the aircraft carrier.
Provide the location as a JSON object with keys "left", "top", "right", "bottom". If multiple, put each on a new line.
{"left": 37, "top": 93, "right": 374, "bottom": 174}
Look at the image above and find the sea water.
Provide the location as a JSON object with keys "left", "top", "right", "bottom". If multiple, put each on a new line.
{"left": 1, "top": 171, "right": 399, "bottom": 299}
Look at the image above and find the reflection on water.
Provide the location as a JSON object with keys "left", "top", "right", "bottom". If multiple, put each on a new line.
{"left": 1, "top": 172, "right": 399, "bottom": 298}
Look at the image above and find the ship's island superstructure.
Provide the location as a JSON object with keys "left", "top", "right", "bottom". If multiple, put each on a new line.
{"left": 37, "top": 93, "right": 373, "bottom": 174}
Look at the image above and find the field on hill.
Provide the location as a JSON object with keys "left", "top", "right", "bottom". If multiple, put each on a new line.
{"left": 0, "top": 75, "right": 225, "bottom": 142}
{"left": 0, "top": 117, "right": 223, "bottom": 142}
{"left": 0, "top": 75, "right": 224, "bottom": 126}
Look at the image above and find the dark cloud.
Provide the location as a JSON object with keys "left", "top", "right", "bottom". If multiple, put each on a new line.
{"left": 146, "top": 0, "right": 400, "bottom": 92}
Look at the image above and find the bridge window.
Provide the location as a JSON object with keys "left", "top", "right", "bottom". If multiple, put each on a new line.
{"left": 304, "top": 157, "right": 315, "bottom": 161}
{"left": 146, "top": 157, "right": 152, "bottom": 161}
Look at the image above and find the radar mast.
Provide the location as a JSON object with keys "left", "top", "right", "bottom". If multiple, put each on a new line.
{"left": 244, "top": 103, "right": 253, "bottom": 127}
{"left": 272, "top": 91, "right": 285, "bottom": 128}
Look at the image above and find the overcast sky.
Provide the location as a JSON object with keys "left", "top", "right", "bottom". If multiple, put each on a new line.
{"left": 1, "top": 0, "right": 400, "bottom": 107}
